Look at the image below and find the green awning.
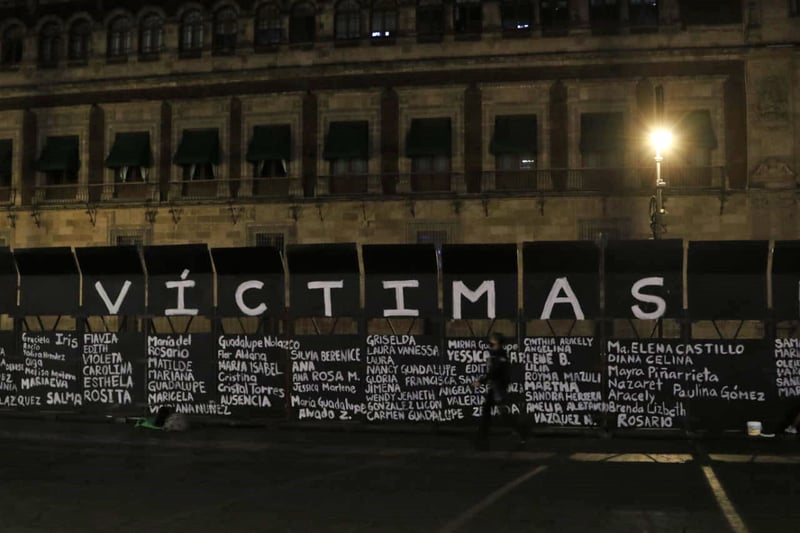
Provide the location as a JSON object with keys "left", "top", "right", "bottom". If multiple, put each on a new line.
{"left": 105, "top": 132, "right": 152, "bottom": 168}
{"left": 173, "top": 129, "right": 220, "bottom": 165}
{"left": 322, "top": 121, "right": 369, "bottom": 160}
{"left": 36, "top": 136, "right": 80, "bottom": 172}
{"left": 406, "top": 118, "right": 451, "bottom": 157}
{"left": 0, "top": 140, "right": 11, "bottom": 176}
{"left": 490, "top": 115, "right": 538, "bottom": 155}
{"left": 246, "top": 125, "right": 291, "bottom": 162}
{"left": 679, "top": 110, "right": 717, "bottom": 149}
{"left": 580, "top": 112, "right": 624, "bottom": 152}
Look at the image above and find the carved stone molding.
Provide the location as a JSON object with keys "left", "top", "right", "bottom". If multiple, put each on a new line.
{"left": 755, "top": 75, "right": 790, "bottom": 124}
{"left": 750, "top": 158, "right": 796, "bottom": 189}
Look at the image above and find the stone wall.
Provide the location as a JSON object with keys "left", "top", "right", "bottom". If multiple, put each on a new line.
{"left": 0, "top": 1, "right": 792, "bottom": 251}
{"left": 3, "top": 187, "right": 797, "bottom": 249}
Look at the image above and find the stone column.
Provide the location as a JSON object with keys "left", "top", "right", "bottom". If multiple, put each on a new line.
{"left": 159, "top": 101, "right": 172, "bottom": 201}
{"left": 302, "top": 91, "right": 318, "bottom": 197}
{"left": 464, "top": 84, "right": 482, "bottom": 193}
{"left": 21, "top": 109, "right": 37, "bottom": 206}
{"left": 229, "top": 97, "right": 242, "bottom": 197}
{"left": 380, "top": 87, "right": 399, "bottom": 194}
{"left": 549, "top": 80, "right": 568, "bottom": 191}
{"left": 724, "top": 67, "right": 747, "bottom": 189}
{"left": 636, "top": 78, "right": 655, "bottom": 171}
{"left": 619, "top": 0, "right": 630, "bottom": 33}
{"left": 88, "top": 104, "right": 104, "bottom": 202}
{"left": 636, "top": 78, "right": 655, "bottom": 126}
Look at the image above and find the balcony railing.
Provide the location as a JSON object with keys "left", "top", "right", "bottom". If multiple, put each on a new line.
{"left": 33, "top": 181, "right": 159, "bottom": 205}
{"left": 313, "top": 167, "right": 725, "bottom": 197}
{"left": 93, "top": 181, "right": 159, "bottom": 203}
{"left": 33, "top": 182, "right": 84, "bottom": 204}
{"left": 26, "top": 167, "right": 727, "bottom": 207}
{"left": 0, "top": 186, "right": 15, "bottom": 206}
{"left": 484, "top": 166, "right": 726, "bottom": 193}
{"left": 168, "top": 179, "right": 228, "bottom": 201}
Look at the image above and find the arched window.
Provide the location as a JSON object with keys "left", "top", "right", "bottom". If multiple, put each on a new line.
{"left": 107, "top": 16, "right": 132, "bottom": 58}
{"left": 371, "top": 0, "right": 397, "bottom": 39}
{"left": 180, "top": 9, "right": 204, "bottom": 54}
{"left": 335, "top": 0, "right": 360, "bottom": 40}
{"left": 213, "top": 7, "right": 237, "bottom": 54}
{"left": 1, "top": 25, "right": 24, "bottom": 66}
{"left": 38, "top": 22, "right": 62, "bottom": 67}
{"left": 68, "top": 19, "right": 92, "bottom": 62}
{"left": 255, "top": 3, "right": 282, "bottom": 47}
{"left": 139, "top": 13, "right": 163, "bottom": 56}
{"left": 289, "top": 1, "right": 316, "bottom": 43}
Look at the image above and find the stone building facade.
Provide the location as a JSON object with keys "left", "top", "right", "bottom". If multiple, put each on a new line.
{"left": 0, "top": 0, "right": 795, "bottom": 251}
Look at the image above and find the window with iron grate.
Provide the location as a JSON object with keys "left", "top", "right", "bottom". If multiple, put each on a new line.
{"left": 249, "top": 229, "right": 287, "bottom": 254}
{"left": 578, "top": 218, "right": 631, "bottom": 242}
{"left": 112, "top": 228, "right": 149, "bottom": 248}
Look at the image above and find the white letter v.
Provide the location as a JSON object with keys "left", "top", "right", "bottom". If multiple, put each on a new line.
{"left": 94, "top": 280, "right": 132, "bottom": 314}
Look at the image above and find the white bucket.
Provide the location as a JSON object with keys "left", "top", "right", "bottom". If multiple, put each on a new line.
{"left": 746, "top": 421, "right": 762, "bottom": 436}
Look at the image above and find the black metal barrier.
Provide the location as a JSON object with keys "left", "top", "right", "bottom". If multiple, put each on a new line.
{"left": 1, "top": 328, "right": 795, "bottom": 434}
{"left": 0, "top": 239, "right": 798, "bottom": 435}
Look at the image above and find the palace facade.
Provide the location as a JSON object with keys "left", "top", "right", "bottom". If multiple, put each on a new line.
{"left": 0, "top": 0, "right": 795, "bottom": 250}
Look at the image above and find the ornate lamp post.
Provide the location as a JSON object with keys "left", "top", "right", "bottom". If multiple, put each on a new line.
{"left": 649, "top": 129, "right": 672, "bottom": 239}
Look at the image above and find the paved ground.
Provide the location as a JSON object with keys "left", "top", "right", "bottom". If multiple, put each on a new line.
{"left": 0, "top": 418, "right": 798, "bottom": 532}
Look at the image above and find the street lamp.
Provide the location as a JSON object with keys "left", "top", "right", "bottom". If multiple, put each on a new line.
{"left": 649, "top": 129, "right": 672, "bottom": 239}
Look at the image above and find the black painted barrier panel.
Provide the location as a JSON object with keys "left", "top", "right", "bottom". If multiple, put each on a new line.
{"left": 0, "top": 248, "right": 17, "bottom": 314}
{"left": 442, "top": 245, "right": 517, "bottom": 320}
{"left": 145, "top": 333, "right": 219, "bottom": 416}
{"left": 17, "top": 330, "right": 81, "bottom": 410}
{"left": 772, "top": 240, "right": 800, "bottom": 320}
{"left": 523, "top": 241, "right": 600, "bottom": 320}
{"left": 143, "top": 245, "right": 214, "bottom": 317}
{"left": 289, "top": 335, "right": 365, "bottom": 421}
{"left": 16, "top": 247, "right": 79, "bottom": 316}
{"left": 441, "top": 336, "right": 489, "bottom": 423}
{"left": 605, "top": 240, "right": 683, "bottom": 319}
{"left": 216, "top": 334, "right": 288, "bottom": 417}
{"left": 211, "top": 247, "right": 285, "bottom": 318}
{"left": 365, "top": 334, "right": 442, "bottom": 423}
{"left": 0, "top": 331, "right": 24, "bottom": 408}
{"left": 687, "top": 240, "right": 768, "bottom": 320}
{"left": 76, "top": 246, "right": 145, "bottom": 316}
{"left": 441, "top": 337, "right": 523, "bottom": 424}
{"left": 0, "top": 330, "right": 799, "bottom": 434}
{"left": 81, "top": 331, "right": 144, "bottom": 414}
{"left": 363, "top": 244, "right": 438, "bottom": 319}
{"left": 287, "top": 244, "right": 360, "bottom": 318}
{"left": 606, "top": 339, "right": 776, "bottom": 431}
{"left": 521, "top": 337, "right": 603, "bottom": 427}
{"left": 773, "top": 338, "right": 800, "bottom": 431}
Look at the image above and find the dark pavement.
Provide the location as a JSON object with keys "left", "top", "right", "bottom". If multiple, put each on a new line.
{"left": 0, "top": 418, "right": 798, "bottom": 532}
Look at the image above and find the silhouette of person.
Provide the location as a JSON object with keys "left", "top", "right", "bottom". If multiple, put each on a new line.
{"left": 474, "top": 332, "right": 527, "bottom": 450}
